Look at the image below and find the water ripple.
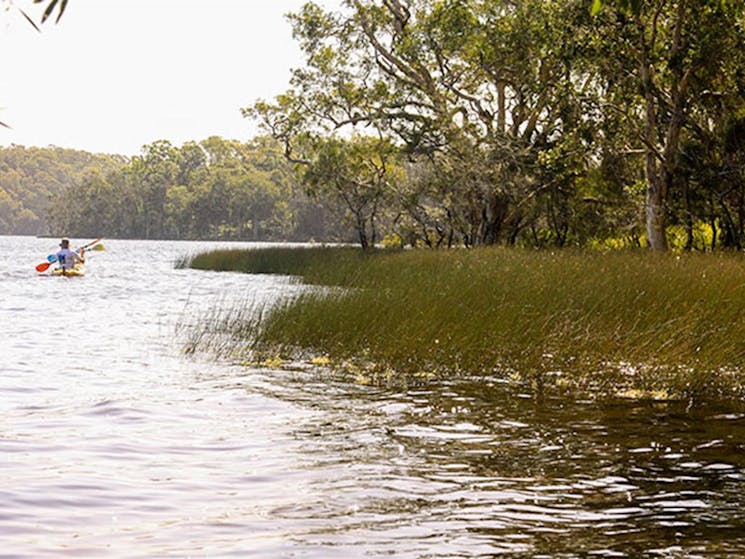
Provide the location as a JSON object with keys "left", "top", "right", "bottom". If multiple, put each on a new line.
{"left": 2, "top": 237, "right": 745, "bottom": 557}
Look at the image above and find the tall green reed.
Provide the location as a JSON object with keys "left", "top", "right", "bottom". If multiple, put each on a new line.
{"left": 189, "top": 246, "right": 745, "bottom": 400}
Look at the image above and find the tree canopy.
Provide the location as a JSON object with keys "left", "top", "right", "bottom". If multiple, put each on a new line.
{"left": 0, "top": 145, "right": 125, "bottom": 235}
{"left": 42, "top": 137, "right": 353, "bottom": 242}
{"left": 248, "top": 0, "right": 745, "bottom": 250}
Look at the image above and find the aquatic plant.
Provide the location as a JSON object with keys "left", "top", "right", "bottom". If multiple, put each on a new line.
{"left": 188, "top": 246, "right": 745, "bottom": 401}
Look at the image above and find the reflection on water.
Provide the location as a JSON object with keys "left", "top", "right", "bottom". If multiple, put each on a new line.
{"left": 227, "top": 370, "right": 745, "bottom": 558}
{"left": 2, "top": 236, "right": 745, "bottom": 557}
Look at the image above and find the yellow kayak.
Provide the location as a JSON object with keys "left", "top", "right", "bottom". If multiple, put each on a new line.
{"left": 51, "top": 264, "right": 86, "bottom": 277}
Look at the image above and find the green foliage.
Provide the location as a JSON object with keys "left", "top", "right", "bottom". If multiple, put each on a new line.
{"left": 44, "top": 136, "right": 354, "bottom": 242}
{"left": 0, "top": 145, "right": 125, "bottom": 235}
{"left": 8, "top": 0, "right": 745, "bottom": 249}
{"left": 244, "top": 0, "right": 745, "bottom": 251}
{"left": 300, "top": 135, "right": 401, "bottom": 248}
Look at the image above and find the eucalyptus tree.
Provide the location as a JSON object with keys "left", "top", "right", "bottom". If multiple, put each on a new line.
{"left": 247, "top": 77, "right": 402, "bottom": 247}
{"left": 301, "top": 134, "right": 399, "bottom": 248}
{"left": 195, "top": 137, "right": 293, "bottom": 240}
{"left": 592, "top": 0, "right": 745, "bottom": 250}
{"left": 129, "top": 140, "right": 181, "bottom": 239}
{"left": 249, "top": 0, "right": 598, "bottom": 247}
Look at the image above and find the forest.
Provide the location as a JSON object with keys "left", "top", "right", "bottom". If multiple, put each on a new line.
{"left": 248, "top": 0, "right": 745, "bottom": 251}
{"left": 46, "top": 137, "right": 355, "bottom": 242}
{"left": 0, "top": 145, "right": 125, "bottom": 235}
{"left": 0, "top": 138, "right": 350, "bottom": 242}
{"left": 3, "top": 0, "right": 745, "bottom": 251}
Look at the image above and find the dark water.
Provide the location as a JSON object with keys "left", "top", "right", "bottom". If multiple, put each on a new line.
{"left": 2, "top": 236, "right": 745, "bottom": 557}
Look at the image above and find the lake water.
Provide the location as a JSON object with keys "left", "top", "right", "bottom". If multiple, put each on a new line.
{"left": 2, "top": 235, "right": 745, "bottom": 558}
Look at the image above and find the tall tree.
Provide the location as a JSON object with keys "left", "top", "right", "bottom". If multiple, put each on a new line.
{"left": 250, "top": 0, "right": 598, "bottom": 247}
{"left": 302, "top": 135, "right": 398, "bottom": 248}
{"left": 594, "top": 0, "right": 745, "bottom": 250}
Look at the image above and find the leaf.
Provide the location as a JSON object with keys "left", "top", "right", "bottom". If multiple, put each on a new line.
{"left": 18, "top": 9, "right": 42, "bottom": 32}
{"left": 27, "top": 0, "right": 66, "bottom": 26}
{"left": 41, "top": 0, "right": 60, "bottom": 24}
{"left": 56, "top": 0, "right": 68, "bottom": 23}
{"left": 590, "top": 0, "right": 603, "bottom": 15}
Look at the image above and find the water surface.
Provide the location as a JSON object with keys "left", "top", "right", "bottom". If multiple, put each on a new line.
{"left": 2, "top": 236, "right": 745, "bottom": 558}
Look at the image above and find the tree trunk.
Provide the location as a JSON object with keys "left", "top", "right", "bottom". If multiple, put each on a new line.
{"left": 637, "top": 1, "right": 691, "bottom": 252}
{"left": 478, "top": 190, "right": 508, "bottom": 245}
{"left": 640, "top": 56, "right": 668, "bottom": 251}
{"left": 355, "top": 211, "right": 369, "bottom": 249}
{"left": 646, "top": 174, "right": 668, "bottom": 251}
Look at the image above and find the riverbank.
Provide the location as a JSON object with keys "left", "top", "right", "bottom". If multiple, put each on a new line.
{"left": 186, "top": 246, "right": 745, "bottom": 402}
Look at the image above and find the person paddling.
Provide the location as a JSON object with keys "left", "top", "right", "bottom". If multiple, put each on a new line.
{"left": 55, "top": 238, "right": 85, "bottom": 274}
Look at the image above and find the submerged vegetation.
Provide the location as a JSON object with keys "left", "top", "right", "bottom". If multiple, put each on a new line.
{"left": 187, "top": 246, "right": 745, "bottom": 402}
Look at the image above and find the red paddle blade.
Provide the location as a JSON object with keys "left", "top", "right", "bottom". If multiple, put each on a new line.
{"left": 36, "top": 261, "right": 52, "bottom": 272}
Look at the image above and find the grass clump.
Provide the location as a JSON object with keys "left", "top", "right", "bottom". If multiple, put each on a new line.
{"left": 185, "top": 246, "right": 376, "bottom": 285}
{"left": 188, "top": 246, "right": 745, "bottom": 401}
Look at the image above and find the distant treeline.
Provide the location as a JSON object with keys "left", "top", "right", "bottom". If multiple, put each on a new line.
{"left": 0, "top": 138, "right": 354, "bottom": 242}
{"left": 48, "top": 136, "right": 355, "bottom": 242}
{"left": 0, "top": 145, "right": 125, "bottom": 235}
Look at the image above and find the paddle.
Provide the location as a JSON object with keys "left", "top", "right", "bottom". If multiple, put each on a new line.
{"left": 35, "top": 260, "right": 54, "bottom": 273}
{"left": 35, "top": 237, "right": 103, "bottom": 273}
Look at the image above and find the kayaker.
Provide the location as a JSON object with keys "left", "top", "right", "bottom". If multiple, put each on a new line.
{"left": 55, "top": 238, "right": 86, "bottom": 272}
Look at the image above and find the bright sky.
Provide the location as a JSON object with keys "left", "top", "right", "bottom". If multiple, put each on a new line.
{"left": 0, "top": 0, "right": 339, "bottom": 156}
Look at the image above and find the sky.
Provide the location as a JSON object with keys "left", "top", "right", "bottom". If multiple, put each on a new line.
{"left": 0, "top": 0, "right": 340, "bottom": 156}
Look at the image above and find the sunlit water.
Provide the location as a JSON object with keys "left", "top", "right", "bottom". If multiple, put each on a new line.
{"left": 2, "top": 236, "right": 745, "bottom": 558}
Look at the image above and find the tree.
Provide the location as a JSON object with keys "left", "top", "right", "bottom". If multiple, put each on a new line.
{"left": 130, "top": 140, "right": 180, "bottom": 239}
{"left": 593, "top": 0, "right": 745, "bottom": 250}
{"left": 301, "top": 135, "right": 398, "bottom": 248}
{"left": 250, "top": 0, "right": 598, "bottom": 247}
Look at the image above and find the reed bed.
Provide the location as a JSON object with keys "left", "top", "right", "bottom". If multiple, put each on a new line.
{"left": 184, "top": 246, "right": 370, "bottom": 284}
{"left": 188, "top": 246, "right": 745, "bottom": 401}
